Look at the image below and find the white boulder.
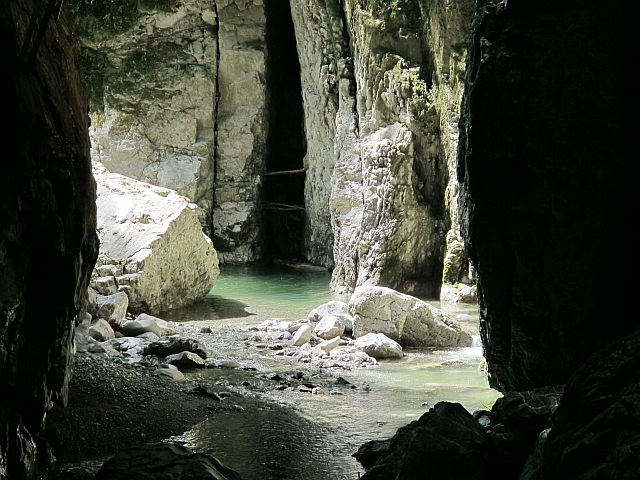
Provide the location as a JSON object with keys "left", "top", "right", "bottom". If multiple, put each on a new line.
{"left": 93, "top": 162, "right": 219, "bottom": 314}
{"left": 119, "top": 314, "right": 164, "bottom": 337}
{"left": 308, "top": 301, "right": 350, "bottom": 322}
{"left": 313, "top": 316, "right": 346, "bottom": 340}
{"left": 350, "top": 286, "right": 473, "bottom": 348}
{"left": 291, "top": 324, "right": 313, "bottom": 346}
{"left": 311, "top": 337, "right": 342, "bottom": 355}
{"left": 353, "top": 333, "right": 403, "bottom": 359}
{"left": 440, "top": 283, "right": 478, "bottom": 304}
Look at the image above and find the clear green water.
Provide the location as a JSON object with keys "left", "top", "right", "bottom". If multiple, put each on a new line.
{"left": 163, "top": 265, "right": 500, "bottom": 480}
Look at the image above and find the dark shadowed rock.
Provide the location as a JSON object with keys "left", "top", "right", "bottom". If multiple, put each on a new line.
{"left": 94, "top": 443, "right": 243, "bottom": 480}
{"left": 142, "top": 335, "right": 207, "bottom": 360}
{"left": 458, "top": 0, "right": 635, "bottom": 391}
{"left": 523, "top": 328, "right": 640, "bottom": 479}
{"left": 353, "top": 439, "right": 392, "bottom": 471}
{"left": 1, "top": 0, "right": 98, "bottom": 476}
{"left": 359, "top": 402, "right": 488, "bottom": 480}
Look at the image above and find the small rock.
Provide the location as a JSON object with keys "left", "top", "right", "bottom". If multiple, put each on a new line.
{"left": 313, "top": 315, "right": 346, "bottom": 340}
{"left": 329, "top": 390, "right": 343, "bottom": 395}
{"left": 291, "top": 324, "right": 313, "bottom": 346}
{"left": 353, "top": 333, "right": 403, "bottom": 359}
{"left": 311, "top": 336, "right": 342, "bottom": 355}
{"left": 155, "top": 367, "right": 185, "bottom": 382}
{"left": 308, "top": 301, "right": 349, "bottom": 322}
{"left": 164, "top": 351, "right": 206, "bottom": 368}
{"left": 200, "top": 326, "right": 213, "bottom": 334}
{"left": 89, "top": 318, "right": 115, "bottom": 342}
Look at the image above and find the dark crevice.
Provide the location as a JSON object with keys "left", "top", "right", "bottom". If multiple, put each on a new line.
{"left": 210, "top": 1, "right": 220, "bottom": 239}
{"left": 262, "top": 0, "right": 306, "bottom": 262}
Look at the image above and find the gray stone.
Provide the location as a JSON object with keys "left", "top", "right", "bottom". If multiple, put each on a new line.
{"left": 313, "top": 315, "right": 345, "bottom": 340}
{"left": 353, "top": 333, "right": 403, "bottom": 360}
{"left": 88, "top": 318, "right": 115, "bottom": 342}
{"left": 350, "top": 286, "right": 473, "bottom": 348}
{"left": 164, "top": 351, "right": 206, "bottom": 368}
{"left": 92, "top": 292, "right": 129, "bottom": 329}
{"left": 291, "top": 324, "right": 313, "bottom": 346}
{"left": 155, "top": 367, "right": 185, "bottom": 383}
{"left": 119, "top": 316, "right": 162, "bottom": 337}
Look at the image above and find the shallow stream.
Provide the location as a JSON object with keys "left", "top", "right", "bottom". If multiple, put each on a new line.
{"left": 162, "top": 265, "right": 501, "bottom": 480}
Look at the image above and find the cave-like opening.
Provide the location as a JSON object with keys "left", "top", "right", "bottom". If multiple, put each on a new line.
{"left": 262, "top": 0, "right": 307, "bottom": 262}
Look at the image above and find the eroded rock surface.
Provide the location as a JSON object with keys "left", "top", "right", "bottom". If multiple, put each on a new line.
{"left": 350, "top": 286, "right": 472, "bottom": 348}
{"left": 94, "top": 163, "right": 219, "bottom": 314}
{"left": 1, "top": 1, "right": 98, "bottom": 477}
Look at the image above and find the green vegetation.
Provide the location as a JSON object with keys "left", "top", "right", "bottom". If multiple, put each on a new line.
{"left": 124, "top": 51, "right": 149, "bottom": 77}
{"left": 66, "top": 0, "right": 139, "bottom": 35}
{"left": 80, "top": 48, "right": 109, "bottom": 107}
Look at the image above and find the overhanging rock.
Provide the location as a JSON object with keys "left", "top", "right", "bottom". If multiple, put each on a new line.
{"left": 93, "top": 162, "right": 219, "bottom": 314}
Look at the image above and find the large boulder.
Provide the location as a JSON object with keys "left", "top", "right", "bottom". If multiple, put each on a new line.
{"left": 93, "top": 162, "right": 219, "bottom": 314}
{"left": 350, "top": 286, "right": 473, "bottom": 348}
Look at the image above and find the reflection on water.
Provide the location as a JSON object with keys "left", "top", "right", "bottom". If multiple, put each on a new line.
{"left": 169, "top": 264, "right": 500, "bottom": 480}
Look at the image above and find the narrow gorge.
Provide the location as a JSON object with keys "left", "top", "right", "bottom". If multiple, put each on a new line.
{"left": 1, "top": 0, "right": 636, "bottom": 479}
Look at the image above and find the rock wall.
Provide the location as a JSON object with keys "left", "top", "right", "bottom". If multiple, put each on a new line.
{"left": 330, "top": 0, "right": 475, "bottom": 296}
{"left": 74, "top": 0, "right": 478, "bottom": 289}
{"left": 458, "top": 0, "right": 635, "bottom": 391}
{"left": 78, "top": 0, "right": 218, "bottom": 234}
{"left": 213, "top": 0, "right": 267, "bottom": 264}
{"left": 0, "top": 2, "right": 98, "bottom": 477}
{"left": 288, "top": 0, "right": 345, "bottom": 267}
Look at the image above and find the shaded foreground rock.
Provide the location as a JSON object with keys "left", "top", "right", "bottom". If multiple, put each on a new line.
{"left": 1, "top": 0, "right": 99, "bottom": 477}
{"left": 95, "top": 444, "right": 243, "bottom": 480}
{"left": 93, "top": 162, "right": 219, "bottom": 314}
{"left": 523, "top": 328, "right": 640, "bottom": 480}
{"left": 357, "top": 331, "right": 640, "bottom": 479}
{"left": 350, "top": 286, "right": 472, "bottom": 347}
{"left": 359, "top": 402, "right": 488, "bottom": 480}
{"left": 457, "top": 0, "right": 635, "bottom": 391}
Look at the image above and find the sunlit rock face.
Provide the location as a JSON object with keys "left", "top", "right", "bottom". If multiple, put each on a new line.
{"left": 80, "top": 0, "right": 219, "bottom": 236}
{"left": 0, "top": 2, "right": 98, "bottom": 476}
{"left": 330, "top": 0, "right": 476, "bottom": 296}
{"left": 93, "top": 163, "right": 219, "bottom": 315}
{"left": 74, "top": 0, "right": 478, "bottom": 284}
{"left": 458, "top": 0, "right": 635, "bottom": 391}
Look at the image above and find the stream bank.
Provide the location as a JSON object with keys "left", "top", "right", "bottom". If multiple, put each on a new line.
{"left": 42, "top": 265, "right": 499, "bottom": 480}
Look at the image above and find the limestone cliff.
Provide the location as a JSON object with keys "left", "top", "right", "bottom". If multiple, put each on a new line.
{"left": 72, "top": 0, "right": 476, "bottom": 292}
{"left": 0, "top": 2, "right": 98, "bottom": 477}
{"left": 330, "top": 0, "right": 475, "bottom": 296}
{"left": 72, "top": 0, "right": 219, "bottom": 237}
